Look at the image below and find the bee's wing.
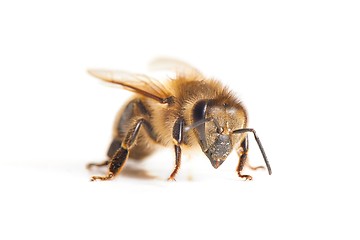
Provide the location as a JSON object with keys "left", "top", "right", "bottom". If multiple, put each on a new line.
{"left": 148, "top": 57, "right": 203, "bottom": 76}
{"left": 88, "top": 69, "right": 174, "bottom": 104}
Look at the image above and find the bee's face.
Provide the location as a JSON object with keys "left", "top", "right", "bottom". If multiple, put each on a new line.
{"left": 192, "top": 100, "right": 247, "bottom": 168}
{"left": 204, "top": 133, "right": 232, "bottom": 168}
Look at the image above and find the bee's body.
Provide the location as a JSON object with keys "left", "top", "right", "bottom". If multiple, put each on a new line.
{"left": 87, "top": 59, "right": 271, "bottom": 181}
{"left": 109, "top": 75, "right": 247, "bottom": 156}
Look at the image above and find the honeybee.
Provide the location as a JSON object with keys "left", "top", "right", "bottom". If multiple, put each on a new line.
{"left": 87, "top": 58, "right": 272, "bottom": 181}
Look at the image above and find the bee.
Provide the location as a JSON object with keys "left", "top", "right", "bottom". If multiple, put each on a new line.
{"left": 87, "top": 58, "right": 272, "bottom": 181}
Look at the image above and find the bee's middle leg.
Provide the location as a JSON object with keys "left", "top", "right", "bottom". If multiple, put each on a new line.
{"left": 86, "top": 160, "right": 110, "bottom": 169}
{"left": 168, "top": 118, "right": 184, "bottom": 181}
{"left": 90, "top": 119, "right": 147, "bottom": 181}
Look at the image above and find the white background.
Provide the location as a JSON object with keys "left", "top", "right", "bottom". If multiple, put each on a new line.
{"left": 1, "top": 0, "right": 359, "bottom": 239}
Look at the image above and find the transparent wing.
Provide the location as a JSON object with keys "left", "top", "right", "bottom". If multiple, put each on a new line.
{"left": 88, "top": 69, "right": 173, "bottom": 103}
{"left": 148, "top": 57, "right": 203, "bottom": 76}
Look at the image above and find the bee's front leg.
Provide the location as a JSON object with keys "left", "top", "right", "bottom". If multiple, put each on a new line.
{"left": 236, "top": 135, "right": 253, "bottom": 181}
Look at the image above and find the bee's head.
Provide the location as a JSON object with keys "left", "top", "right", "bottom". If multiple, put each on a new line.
{"left": 190, "top": 99, "right": 247, "bottom": 169}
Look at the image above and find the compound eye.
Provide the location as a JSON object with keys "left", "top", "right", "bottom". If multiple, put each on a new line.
{"left": 192, "top": 100, "right": 208, "bottom": 123}
{"left": 192, "top": 100, "right": 208, "bottom": 149}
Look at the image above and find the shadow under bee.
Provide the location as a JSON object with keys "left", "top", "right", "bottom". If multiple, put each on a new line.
{"left": 87, "top": 161, "right": 159, "bottom": 180}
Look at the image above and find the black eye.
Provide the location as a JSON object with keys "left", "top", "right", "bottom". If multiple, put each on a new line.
{"left": 192, "top": 100, "right": 208, "bottom": 122}
{"left": 192, "top": 100, "right": 208, "bottom": 150}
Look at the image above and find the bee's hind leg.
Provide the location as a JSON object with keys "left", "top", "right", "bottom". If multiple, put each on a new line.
{"left": 86, "top": 139, "right": 121, "bottom": 169}
{"left": 90, "top": 119, "right": 147, "bottom": 181}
